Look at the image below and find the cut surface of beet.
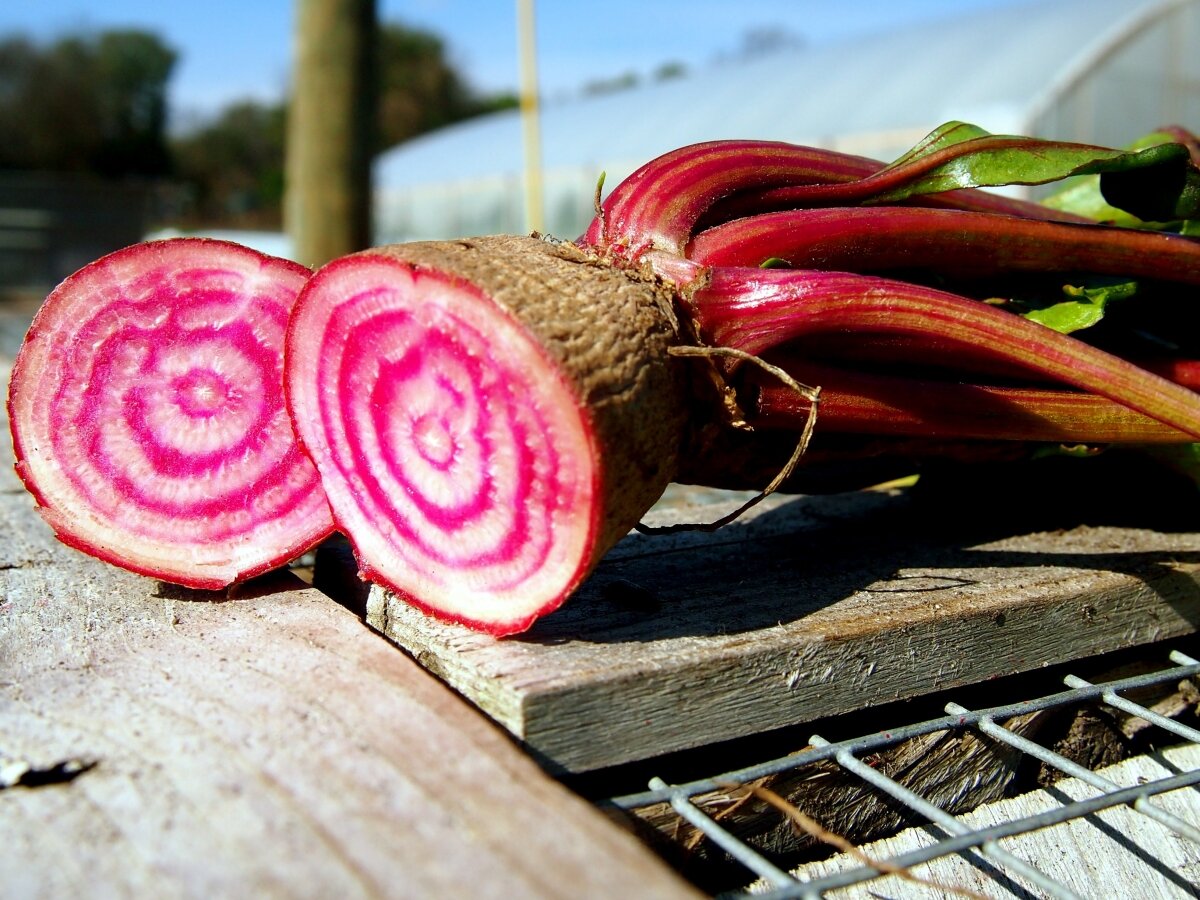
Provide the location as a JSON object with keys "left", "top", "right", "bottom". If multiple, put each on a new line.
{"left": 8, "top": 238, "right": 334, "bottom": 588}
{"left": 287, "top": 254, "right": 597, "bottom": 633}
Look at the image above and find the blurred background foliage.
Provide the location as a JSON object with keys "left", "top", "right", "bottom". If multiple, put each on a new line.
{"left": 0, "top": 29, "right": 176, "bottom": 177}
{"left": 0, "top": 21, "right": 516, "bottom": 229}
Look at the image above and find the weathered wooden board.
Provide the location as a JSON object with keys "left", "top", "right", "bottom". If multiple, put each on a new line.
{"left": 367, "top": 478, "right": 1200, "bottom": 772}
{"left": 784, "top": 742, "right": 1200, "bottom": 898}
{"left": 0, "top": 405, "right": 697, "bottom": 895}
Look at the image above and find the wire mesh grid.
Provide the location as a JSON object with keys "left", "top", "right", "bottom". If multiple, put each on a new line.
{"left": 605, "top": 649, "right": 1200, "bottom": 899}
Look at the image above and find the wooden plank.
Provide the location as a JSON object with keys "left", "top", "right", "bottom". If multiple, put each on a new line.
{"left": 0, "top": 432, "right": 697, "bottom": 896}
{"left": 367, "top": 481, "right": 1200, "bottom": 771}
{"left": 784, "top": 743, "right": 1200, "bottom": 898}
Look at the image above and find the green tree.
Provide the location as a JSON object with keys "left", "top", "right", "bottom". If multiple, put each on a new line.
{"left": 173, "top": 101, "right": 287, "bottom": 228}
{"left": 0, "top": 29, "right": 176, "bottom": 176}
{"left": 375, "top": 22, "right": 515, "bottom": 152}
{"left": 173, "top": 19, "right": 514, "bottom": 228}
{"left": 93, "top": 30, "right": 177, "bottom": 176}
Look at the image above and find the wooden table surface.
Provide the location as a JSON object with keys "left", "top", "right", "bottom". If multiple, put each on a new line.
{"left": 0, "top": 360, "right": 698, "bottom": 899}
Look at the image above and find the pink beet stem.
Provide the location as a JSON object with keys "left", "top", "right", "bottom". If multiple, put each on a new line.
{"left": 583, "top": 140, "right": 882, "bottom": 256}
{"left": 581, "top": 138, "right": 1099, "bottom": 264}
{"left": 688, "top": 267, "right": 1200, "bottom": 440}
{"left": 746, "top": 361, "right": 1193, "bottom": 443}
{"left": 1140, "top": 358, "right": 1200, "bottom": 390}
{"left": 687, "top": 206, "right": 1200, "bottom": 281}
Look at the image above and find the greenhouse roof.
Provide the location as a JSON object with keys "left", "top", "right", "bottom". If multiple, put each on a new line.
{"left": 376, "top": 0, "right": 1180, "bottom": 189}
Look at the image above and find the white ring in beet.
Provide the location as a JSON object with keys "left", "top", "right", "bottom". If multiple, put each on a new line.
{"left": 286, "top": 253, "right": 598, "bottom": 634}
{"left": 8, "top": 238, "right": 335, "bottom": 588}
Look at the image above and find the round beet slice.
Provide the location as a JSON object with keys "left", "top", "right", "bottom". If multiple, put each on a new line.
{"left": 285, "top": 236, "right": 689, "bottom": 635}
{"left": 8, "top": 238, "right": 335, "bottom": 588}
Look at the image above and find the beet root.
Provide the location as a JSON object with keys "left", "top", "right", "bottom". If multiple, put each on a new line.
{"left": 8, "top": 238, "right": 335, "bottom": 588}
{"left": 285, "top": 235, "right": 690, "bottom": 635}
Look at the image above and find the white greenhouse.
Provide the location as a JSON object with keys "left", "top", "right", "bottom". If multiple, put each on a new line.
{"left": 373, "top": 0, "right": 1200, "bottom": 244}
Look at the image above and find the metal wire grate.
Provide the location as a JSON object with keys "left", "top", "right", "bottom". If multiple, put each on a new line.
{"left": 606, "top": 649, "right": 1200, "bottom": 899}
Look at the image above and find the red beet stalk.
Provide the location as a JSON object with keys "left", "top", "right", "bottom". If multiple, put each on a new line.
{"left": 584, "top": 134, "right": 1096, "bottom": 263}
{"left": 743, "top": 361, "right": 1193, "bottom": 443}
{"left": 582, "top": 140, "right": 883, "bottom": 257}
{"left": 686, "top": 206, "right": 1200, "bottom": 280}
{"left": 579, "top": 132, "right": 1200, "bottom": 450}
{"left": 685, "top": 267, "right": 1200, "bottom": 440}
{"left": 8, "top": 238, "right": 335, "bottom": 588}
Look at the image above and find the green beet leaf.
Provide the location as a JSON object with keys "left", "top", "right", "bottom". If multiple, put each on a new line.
{"left": 882, "top": 121, "right": 992, "bottom": 170}
{"left": 866, "top": 122, "right": 1200, "bottom": 216}
{"left": 1099, "top": 142, "right": 1200, "bottom": 222}
{"left": 1039, "top": 177, "right": 1147, "bottom": 227}
{"left": 1041, "top": 128, "right": 1200, "bottom": 227}
{"left": 1021, "top": 280, "right": 1138, "bottom": 334}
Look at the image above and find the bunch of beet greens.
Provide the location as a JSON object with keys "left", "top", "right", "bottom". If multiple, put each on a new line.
{"left": 10, "top": 122, "right": 1200, "bottom": 635}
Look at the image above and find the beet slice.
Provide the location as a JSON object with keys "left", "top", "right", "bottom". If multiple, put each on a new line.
{"left": 285, "top": 236, "right": 689, "bottom": 635}
{"left": 8, "top": 238, "right": 335, "bottom": 588}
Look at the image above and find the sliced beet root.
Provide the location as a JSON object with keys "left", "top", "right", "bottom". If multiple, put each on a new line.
{"left": 285, "top": 236, "right": 689, "bottom": 635}
{"left": 8, "top": 238, "right": 335, "bottom": 588}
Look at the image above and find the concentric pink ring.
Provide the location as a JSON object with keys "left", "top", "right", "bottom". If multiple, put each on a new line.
{"left": 8, "top": 239, "right": 334, "bottom": 587}
{"left": 286, "top": 253, "right": 599, "bottom": 633}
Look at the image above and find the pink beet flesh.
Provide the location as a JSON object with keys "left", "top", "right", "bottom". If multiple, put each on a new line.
{"left": 8, "top": 238, "right": 335, "bottom": 587}
{"left": 285, "top": 253, "right": 599, "bottom": 635}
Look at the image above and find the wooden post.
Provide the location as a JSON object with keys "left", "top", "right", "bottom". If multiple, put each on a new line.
{"left": 286, "top": 0, "right": 375, "bottom": 268}
{"left": 517, "top": 0, "right": 544, "bottom": 234}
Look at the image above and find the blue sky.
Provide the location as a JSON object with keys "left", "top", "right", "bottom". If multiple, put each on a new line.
{"left": 1, "top": 0, "right": 1029, "bottom": 127}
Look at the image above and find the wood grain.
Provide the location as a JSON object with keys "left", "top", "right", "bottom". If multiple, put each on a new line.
{"left": 0, "top": 386, "right": 697, "bottom": 897}
{"left": 367, "top": 475, "right": 1200, "bottom": 771}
